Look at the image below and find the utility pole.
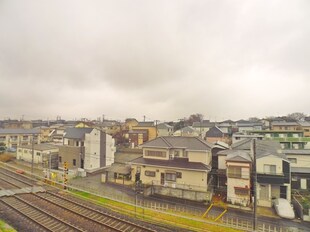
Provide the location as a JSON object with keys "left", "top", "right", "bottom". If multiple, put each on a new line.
{"left": 31, "top": 133, "right": 34, "bottom": 175}
{"left": 252, "top": 138, "right": 257, "bottom": 231}
{"left": 143, "top": 115, "right": 146, "bottom": 122}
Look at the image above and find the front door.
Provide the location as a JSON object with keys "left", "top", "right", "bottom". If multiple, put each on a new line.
{"left": 161, "top": 173, "right": 165, "bottom": 185}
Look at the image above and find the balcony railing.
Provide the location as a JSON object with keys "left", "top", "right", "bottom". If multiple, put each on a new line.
{"left": 265, "top": 137, "right": 310, "bottom": 142}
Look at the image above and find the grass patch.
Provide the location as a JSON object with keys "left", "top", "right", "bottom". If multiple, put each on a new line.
{"left": 69, "top": 189, "right": 241, "bottom": 232}
{"left": 0, "top": 220, "right": 16, "bottom": 232}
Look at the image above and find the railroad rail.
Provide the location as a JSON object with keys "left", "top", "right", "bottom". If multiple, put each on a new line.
{"left": 1, "top": 195, "right": 85, "bottom": 232}
{"left": 24, "top": 192, "right": 157, "bottom": 232}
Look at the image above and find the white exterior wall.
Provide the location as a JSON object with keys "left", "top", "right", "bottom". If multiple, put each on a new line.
{"left": 84, "top": 129, "right": 101, "bottom": 170}
{"left": 105, "top": 134, "right": 115, "bottom": 166}
{"left": 218, "top": 155, "right": 227, "bottom": 169}
{"left": 16, "top": 147, "right": 58, "bottom": 164}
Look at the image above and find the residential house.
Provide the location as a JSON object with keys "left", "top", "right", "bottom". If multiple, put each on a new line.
{"left": 0, "top": 128, "right": 41, "bottom": 150}
{"left": 205, "top": 126, "right": 230, "bottom": 144}
{"left": 283, "top": 149, "right": 310, "bottom": 190}
{"left": 250, "top": 130, "right": 310, "bottom": 149}
{"left": 16, "top": 144, "right": 59, "bottom": 169}
{"left": 49, "top": 124, "right": 67, "bottom": 144}
{"left": 173, "top": 126, "right": 199, "bottom": 137}
{"left": 130, "top": 136, "right": 213, "bottom": 202}
{"left": 298, "top": 121, "right": 310, "bottom": 137}
{"left": 226, "top": 150, "right": 252, "bottom": 206}
{"left": 236, "top": 120, "right": 263, "bottom": 133}
{"left": 59, "top": 128, "right": 115, "bottom": 172}
{"left": 271, "top": 121, "right": 301, "bottom": 131}
{"left": 192, "top": 120, "right": 216, "bottom": 137}
{"left": 231, "top": 139, "right": 291, "bottom": 207}
{"left": 157, "top": 123, "right": 173, "bottom": 137}
{"left": 128, "top": 129, "right": 148, "bottom": 147}
{"left": 131, "top": 121, "right": 157, "bottom": 141}
{"left": 123, "top": 118, "right": 139, "bottom": 130}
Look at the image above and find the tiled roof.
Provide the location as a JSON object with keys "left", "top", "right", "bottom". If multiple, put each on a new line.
{"left": 205, "top": 126, "right": 224, "bottom": 137}
{"left": 64, "top": 128, "right": 93, "bottom": 139}
{"left": 0, "top": 128, "right": 40, "bottom": 134}
{"left": 192, "top": 121, "right": 216, "bottom": 128}
{"left": 141, "top": 136, "right": 213, "bottom": 150}
{"left": 130, "top": 157, "right": 211, "bottom": 171}
{"left": 226, "top": 150, "right": 252, "bottom": 162}
{"left": 157, "top": 123, "right": 173, "bottom": 129}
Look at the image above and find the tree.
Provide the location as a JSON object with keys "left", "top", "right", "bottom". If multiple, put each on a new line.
{"left": 188, "top": 113, "right": 204, "bottom": 126}
{"left": 287, "top": 112, "right": 307, "bottom": 122}
{"left": 248, "top": 117, "right": 261, "bottom": 122}
{"left": 0, "top": 142, "right": 6, "bottom": 153}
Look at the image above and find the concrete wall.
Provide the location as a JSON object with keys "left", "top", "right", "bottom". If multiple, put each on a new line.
{"left": 150, "top": 185, "right": 210, "bottom": 202}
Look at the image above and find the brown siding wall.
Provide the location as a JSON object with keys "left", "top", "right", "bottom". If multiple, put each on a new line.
{"left": 59, "top": 145, "right": 84, "bottom": 169}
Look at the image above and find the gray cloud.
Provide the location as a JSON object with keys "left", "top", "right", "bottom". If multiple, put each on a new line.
{"left": 0, "top": 0, "right": 310, "bottom": 121}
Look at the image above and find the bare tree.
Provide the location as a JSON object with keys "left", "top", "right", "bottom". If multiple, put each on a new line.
{"left": 287, "top": 112, "right": 307, "bottom": 121}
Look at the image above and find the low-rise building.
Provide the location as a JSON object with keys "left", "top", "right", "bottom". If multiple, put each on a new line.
{"left": 17, "top": 144, "right": 59, "bottom": 168}
{"left": 0, "top": 128, "right": 41, "bottom": 150}
{"left": 130, "top": 136, "right": 213, "bottom": 202}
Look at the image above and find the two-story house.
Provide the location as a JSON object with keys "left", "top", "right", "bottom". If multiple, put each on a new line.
{"left": 59, "top": 128, "right": 115, "bottom": 172}
{"left": 298, "top": 121, "right": 310, "bottom": 137}
{"left": 157, "top": 123, "right": 173, "bottom": 137}
{"left": 283, "top": 149, "right": 310, "bottom": 190}
{"left": 271, "top": 121, "right": 301, "bottom": 131}
{"left": 217, "top": 139, "right": 291, "bottom": 208}
{"left": 130, "top": 136, "right": 213, "bottom": 202}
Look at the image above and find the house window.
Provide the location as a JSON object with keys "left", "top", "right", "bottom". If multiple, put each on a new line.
{"left": 73, "top": 159, "right": 76, "bottom": 166}
{"left": 81, "top": 142, "right": 84, "bottom": 146}
{"left": 166, "top": 173, "right": 176, "bottom": 181}
{"left": 234, "top": 187, "right": 249, "bottom": 195}
{"left": 292, "top": 176, "right": 298, "bottom": 181}
{"left": 145, "top": 171, "right": 156, "bottom": 177}
{"left": 288, "top": 158, "right": 297, "bottom": 164}
{"left": 176, "top": 172, "right": 182, "bottom": 178}
{"left": 264, "top": 164, "right": 276, "bottom": 174}
{"left": 59, "top": 156, "right": 62, "bottom": 163}
{"left": 18, "top": 149, "right": 22, "bottom": 152}
{"left": 36, "top": 152, "right": 40, "bottom": 156}
{"left": 76, "top": 141, "right": 79, "bottom": 146}
{"left": 174, "top": 151, "right": 180, "bottom": 157}
{"left": 145, "top": 150, "right": 166, "bottom": 158}
{"left": 228, "top": 166, "right": 242, "bottom": 178}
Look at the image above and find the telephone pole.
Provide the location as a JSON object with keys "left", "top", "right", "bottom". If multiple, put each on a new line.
{"left": 252, "top": 139, "right": 257, "bottom": 231}
{"left": 31, "top": 133, "right": 34, "bottom": 175}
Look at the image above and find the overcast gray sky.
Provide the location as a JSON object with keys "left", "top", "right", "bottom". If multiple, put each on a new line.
{"left": 1, "top": 0, "right": 309, "bottom": 122}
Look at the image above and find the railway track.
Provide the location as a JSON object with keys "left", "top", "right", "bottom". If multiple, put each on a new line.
{"left": 20, "top": 192, "right": 157, "bottom": 232}
{"left": 1, "top": 195, "right": 85, "bottom": 232}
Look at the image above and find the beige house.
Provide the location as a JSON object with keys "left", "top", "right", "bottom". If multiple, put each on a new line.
{"left": 130, "top": 136, "right": 213, "bottom": 202}
{"left": 298, "top": 121, "right": 310, "bottom": 137}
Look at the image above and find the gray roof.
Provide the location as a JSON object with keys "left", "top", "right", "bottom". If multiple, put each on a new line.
{"left": 272, "top": 121, "right": 299, "bottom": 126}
{"left": 282, "top": 149, "right": 310, "bottom": 155}
{"left": 157, "top": 123, "right": 173, "bottom": 129}
{"left": 298, "top": 121, "right": 310, "bottom": 127}
{"left": 18, "top": 144, "right": 59, "bottom": 151}
{"left": 291, "top": 167, "right": 310, "bottom": 174}
{"left": 231, "top": 139, "right": 286, "bottom": 160}
{"left": 0, "top": 128, "right": 40, "bottom": 135}
{"left": 192, "top": 121, "right": 216, "bottom": 128}
{"left": 205, "top": 126, "right": 224, "bottom": 137}
{"left": 135, "top": 121, "right": 155, "bottom": 127}
{"left": 114, "top": 152, "right": 143, "bottom": 164}
{"left": 130, "top": 157, "right": 211, "bottom": 171}
{"left": 64, "top": 128, "right": 93, "bottom": 139}
{"left": 141, "top": 136, "right": 213, "bottom": 150}
{"left": 226, "top": 150, "right": 252, "bottom": 162}
{"left": 180, "top": 126, "right": 196, "bottom": 133}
